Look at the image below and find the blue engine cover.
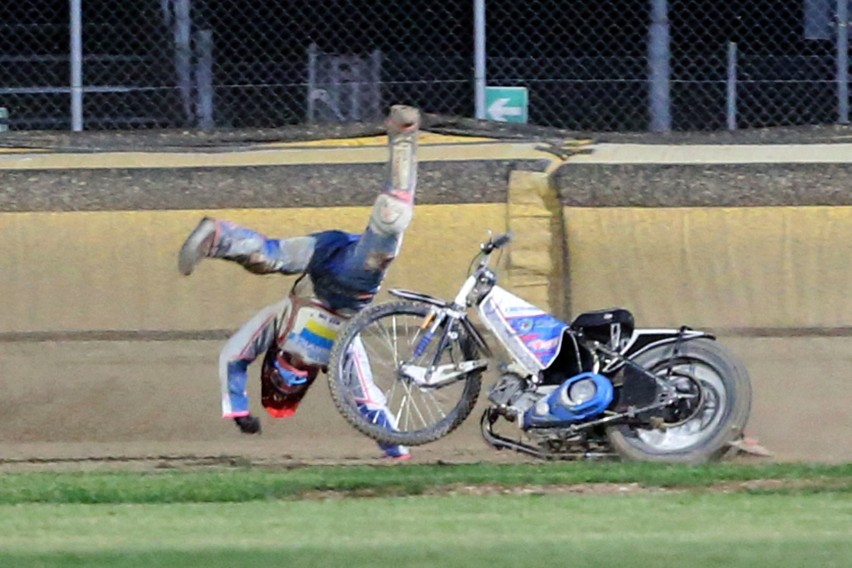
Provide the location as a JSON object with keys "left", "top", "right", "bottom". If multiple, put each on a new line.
{"left": 522, "top": 372, "right": 614, "bottom": 429}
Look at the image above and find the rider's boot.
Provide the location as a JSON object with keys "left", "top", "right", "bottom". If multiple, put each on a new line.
{"left": 380, "top": 443, "right": 412, "bottom": 461}
{"left": 358, "top": 403, "right": 411, "bottom": 461}
{"left": 178, "top": 217, "right": 217, "bottom": 275}
{"left": 179, "top": 218, "right": 279, "bottom": 275}
{"left": 384, "top": 104, "right": 420, "bottom": 199}
{"left": 372, "top": 105, "right": 420, "bottom": 237}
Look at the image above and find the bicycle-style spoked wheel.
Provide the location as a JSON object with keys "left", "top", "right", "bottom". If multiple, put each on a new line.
{"left": 606, "top": 338, "right": 752, "bottom": 463}
{"left": 327, "top": 300, "right": 484, "bottom": 446}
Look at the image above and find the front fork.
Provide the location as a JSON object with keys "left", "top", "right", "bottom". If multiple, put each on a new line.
{"left": 401, "top": 308, "right": 488, "bottom": 388}
{"left": 413, "top": 308, "right": 444, "bottom": 358}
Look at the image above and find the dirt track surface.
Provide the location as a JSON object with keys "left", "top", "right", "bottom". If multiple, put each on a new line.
{"left": 1, "top": 336, "right": 849, "bottom": 472}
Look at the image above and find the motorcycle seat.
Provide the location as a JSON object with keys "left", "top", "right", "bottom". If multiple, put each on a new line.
{"left": 570, "top": 308, "right": 635, "bottom": 344}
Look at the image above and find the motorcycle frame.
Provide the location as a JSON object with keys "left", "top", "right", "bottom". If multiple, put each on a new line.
{"left": 390, "top": 237, "right": 712, "bottom": 390}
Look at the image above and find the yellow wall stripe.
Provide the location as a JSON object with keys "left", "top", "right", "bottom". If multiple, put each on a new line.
{"left": 0, "top": 204, "right": 507, "bottom": 333}
{"left": 564, "top": 206, "right": 852, "bottom": 329}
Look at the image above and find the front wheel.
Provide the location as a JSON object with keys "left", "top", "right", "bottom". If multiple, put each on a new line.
{"left": 327, "top": 300, "right": 484, "bottom": 447}
{"left": 606, "top": 338, "right": 752, "bottom": 464}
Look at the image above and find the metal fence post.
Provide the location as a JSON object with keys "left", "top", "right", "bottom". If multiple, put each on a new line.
{"left": 174, "top": 0, "right": 193, "bottom": 125}
{"left": 837, "top": 0, "right": 850, "bottom": 124}
{"left": 370, "top": 49, "right": 383, "bottom": 121}
{"left": 307, "top": 43, "right": 318, "bottom": 123}
{"left": 70, "top": 0, "right": 84, "bottom": 131}
{"left": 726, "top": 42, "right": 738, "bottom": 131}
{"left": 648, "top": 0, "right": 671, "bottom": 132}
{"left": 195, "top": 29, "right": 214, "bottom": 129}
{"left": 474, "top": 0, "right": 486, "bottom": 119}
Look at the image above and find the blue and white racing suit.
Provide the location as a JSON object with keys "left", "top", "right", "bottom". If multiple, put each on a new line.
{"left": 191, "top": 106, "right": 419, "bottom": 458}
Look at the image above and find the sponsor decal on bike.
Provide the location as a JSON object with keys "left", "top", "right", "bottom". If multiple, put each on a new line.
{"left": 484, "top": 287, "right": 568, "bottom": 368}
{"left": 480, "top": 298, "right": 542, "bottom": 373}
{"left": 526, "top": 337, "right": 560, "bottom": 352}
{"left": 501, "top": 305, "right": 545, "bottom": 316}
{"left": 479, "top": 287, "right": 570, "bottom": 369}
{"left": 508, "top": 314, "right": 567, "bottom": 367}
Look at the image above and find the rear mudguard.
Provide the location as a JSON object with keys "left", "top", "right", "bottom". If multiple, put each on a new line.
{"left": 603, "top": 327, "right": 714, "bottom": 374}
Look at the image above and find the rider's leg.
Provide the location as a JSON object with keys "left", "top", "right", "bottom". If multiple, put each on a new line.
{"left": 348, "top": 336, "right": 411, "bottom": 460}
{"left": 326, "top": 106, "right": 419, "bottom": 458}
{"left": 341, "top": 105, "right": 420, "bottom": 286}
{"left": 219, "top": 298, "right": 289, "bottom": 420}
{"left": 179, "top": 219, "right": 316, "bottom": 276}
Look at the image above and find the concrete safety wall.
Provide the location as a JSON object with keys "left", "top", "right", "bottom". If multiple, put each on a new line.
{"left": 0, "top": 204, "right": 507, "bottom": 335}
{"left": 548, "top": 142, "right": 852, "bottom": 333}
{"left": 0, "top": 133, "right": 547, "bottom": 337}
{"left": 562, "top": 206, "right": 852, "bottom": 331}
{"left": 3, "top": 137, "right": 851, "bottom": 337}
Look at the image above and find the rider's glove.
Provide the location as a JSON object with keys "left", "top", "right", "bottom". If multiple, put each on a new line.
{"left": 234, "top": 415, "right": 261, "bottom": 435}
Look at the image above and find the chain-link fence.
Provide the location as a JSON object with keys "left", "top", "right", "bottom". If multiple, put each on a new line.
{"left": 0, "top": 0, "right": 849, "bottom": 132}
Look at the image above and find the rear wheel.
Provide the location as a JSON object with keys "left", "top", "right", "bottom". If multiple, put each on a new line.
{"left": 606, "top": 338, "right": 752, "bottom": 463}
{"left": 327, "top": 301, "right": 483, "bottom": 446}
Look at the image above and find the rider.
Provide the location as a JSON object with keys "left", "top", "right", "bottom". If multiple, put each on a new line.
{"left": 177, "top": 105, "right": 420, "bottom": 460}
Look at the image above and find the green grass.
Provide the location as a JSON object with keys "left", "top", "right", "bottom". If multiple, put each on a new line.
{"left": 0, "top": 492, "right": 850, "bottom": 568}
{"left": 0, "top": 461, "right": 849, "bottom": 504}
{"left": 0, "top": 463, "right": 849, "bottom": 567}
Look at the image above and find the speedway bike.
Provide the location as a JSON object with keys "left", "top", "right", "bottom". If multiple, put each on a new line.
{"left": 327, "top": 233, "right": 752, "bottom": 462}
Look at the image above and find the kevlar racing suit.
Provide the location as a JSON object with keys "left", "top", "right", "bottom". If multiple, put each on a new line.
{"left": 177, "top": 105, "right": 420, "bottom": 460}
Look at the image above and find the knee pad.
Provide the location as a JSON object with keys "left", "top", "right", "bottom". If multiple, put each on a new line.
{"left": 369, "top": 192, "right": 413, "bottom": 236}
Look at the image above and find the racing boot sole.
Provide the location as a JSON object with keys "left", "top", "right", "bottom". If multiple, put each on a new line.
{"left": 384, "top": 105, "right": 420, "bottom": 200}
{"left": 386, "top": 104, "right": 421, "bottom": 136}
{"left": 178, "top": 217, "right": 217, "bottom": 275}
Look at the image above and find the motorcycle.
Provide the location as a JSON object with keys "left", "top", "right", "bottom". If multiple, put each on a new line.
{"left": 327, "top": 233, "right": 752, "bottom": 462}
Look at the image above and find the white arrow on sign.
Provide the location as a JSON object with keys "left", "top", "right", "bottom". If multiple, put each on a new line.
{"left": 488, "top": 97, "right": 523, "bottom": 121}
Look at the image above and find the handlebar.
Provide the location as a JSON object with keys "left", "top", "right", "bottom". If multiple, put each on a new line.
{"left": 457, "top": 231, "right": 512, "bottom": 305}
{"left": 481, "top": 232, "right": 513, "bottom": 254}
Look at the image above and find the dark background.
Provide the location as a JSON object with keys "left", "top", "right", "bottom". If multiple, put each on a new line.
{"left": 0, "top": 1, "right": 843, "bottom": 131}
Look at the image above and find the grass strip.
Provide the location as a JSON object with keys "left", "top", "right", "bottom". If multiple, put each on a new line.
{"left": 0, "top": 492, "right": 850, "bottom": 567}
{"left": 0, "top": 461, "right": 848, "bottom": 504}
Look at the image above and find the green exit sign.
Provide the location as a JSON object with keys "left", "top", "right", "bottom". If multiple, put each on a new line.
{"left": 484, "top": 86, "right": 528, "bottom": 123}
